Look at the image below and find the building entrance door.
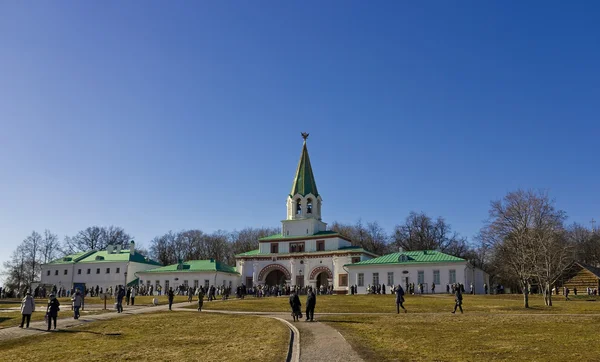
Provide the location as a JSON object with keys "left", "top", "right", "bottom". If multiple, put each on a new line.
{"left": 296, "top": 276, "right": 304, "bottom": 288}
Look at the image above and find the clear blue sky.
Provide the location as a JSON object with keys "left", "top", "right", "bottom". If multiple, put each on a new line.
{"left": 1, "top": 1, "right": 599, "bottom": 275}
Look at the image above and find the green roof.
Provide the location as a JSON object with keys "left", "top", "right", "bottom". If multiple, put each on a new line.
{"left": 290, "top": 139, "right": 319, "bottom": 197}
{"left": 47, "top": 250, "right": 161, "bottom": 266}
{"left": 348, "top": 250, "right": 465, "bottom": 266}
{"left": 236, "top": 249, "right": 261, "bottom": 257}
{"left": 259, "top": 231, "right": 339, "bottom": 241}
{"left": 138, "top": 260, "right": 239, "bottom": 275}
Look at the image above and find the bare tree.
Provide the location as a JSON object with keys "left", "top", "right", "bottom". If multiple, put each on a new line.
{"left": 64, "top": 226, "right": 133, "bottom": 253}
{"left": 23, "top": 231, "right": 43, "bottom": 286}
{"left": 481, "top": 189, "right": 568, "bottom": 308}
{"left": 41, "top": 230, "right": 61, "bottom": 264}
{"left": 391, "top": 212, "right": 471, "bottom": 258}
{"left": 330, "top": 219, "right": 388, "bottom": 255}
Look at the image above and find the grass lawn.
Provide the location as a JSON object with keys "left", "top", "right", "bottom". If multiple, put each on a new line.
{"left": 321, "top": 313, "right": 600, "bottom": 361}
{"left": 189, "top": 294, "right": 600, "bottom": 314}
{"left": 0, "top": 312, "right": 289, "bottom": 362}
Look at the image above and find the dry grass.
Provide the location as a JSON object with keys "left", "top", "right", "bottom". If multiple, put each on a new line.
{"left": 321, "top": 313, "right": 600, "bottom": 361}
{"left": 0, "top": 312, "right": 289, "bottom": 362}
{"left": 191, "top": 293, "right": 600, "bottom": 314}
{"left": 0, "top": 308, "right": 108, "bottom": 328}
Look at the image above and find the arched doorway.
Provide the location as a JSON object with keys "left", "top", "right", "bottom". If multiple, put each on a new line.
{"left": 265, "top": 270, "right": 286, "bottom": 286}
{"left": 316, "top": 272, "right": 329, "bottom": 289}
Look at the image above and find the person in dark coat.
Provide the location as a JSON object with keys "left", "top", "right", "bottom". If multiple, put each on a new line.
{"left": 289, "top": 290, "right": 302, "bottom": 322}
{"left": 126, "top": 287, "right": 131, "bottom": 305}
{"left": 395, "top": 285, "right": 407, "bottom": 313}
{"left": 116, "top": 287, "right": 125, "bottom": 313}
{"left": 305, "top": 287, "right": 316, "bottom": 322}
{"left": 46, "top": 293, "right": 60, "bottom": 331}
{"left": 197, "top": 288, "right": 205, "bottom": 311}
{"left": 452, "top": 286, "right": 463, "bottom": 314}
{"left": 168, "top": 287, "right": 175, "bottom": 310}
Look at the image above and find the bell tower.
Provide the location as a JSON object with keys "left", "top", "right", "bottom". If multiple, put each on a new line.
{"left": 282, "top": 133, "right": 327, "bottom": 237}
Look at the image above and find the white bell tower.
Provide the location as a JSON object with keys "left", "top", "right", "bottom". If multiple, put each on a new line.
{"left": 282, "top": 133, "right": 327, "bottom": 237}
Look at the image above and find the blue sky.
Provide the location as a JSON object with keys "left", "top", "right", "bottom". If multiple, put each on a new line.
{"left": 1, "top": 1, "right": 599, "bottom": 275}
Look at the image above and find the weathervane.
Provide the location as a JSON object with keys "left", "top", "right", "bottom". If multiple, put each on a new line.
{"left": 301, "top": 132, "right": 309, "bottom": 140}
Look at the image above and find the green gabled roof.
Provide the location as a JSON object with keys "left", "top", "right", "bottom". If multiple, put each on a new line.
{"left": 46, "top": 251, "right": 91, "bottom": 265}
{"left": 290, "top": 139, "right": 319, "bottom": 197}
{"left": 138, "top": 260, "right": 239, "bottom": 275}
{"left": 235, "top": 249, "right": 260, "bottom": 257}
{"left": 259, "top": 231, "right": 339, "bottom": 241}
{"left": 47, "top": 249, "right": 161, "bottom": 266}
{"left": 348, "top": 250, "right": 465, "bottom": 266}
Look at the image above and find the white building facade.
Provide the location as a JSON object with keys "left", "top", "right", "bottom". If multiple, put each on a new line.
{"left": 236, "top": 135, "right": 377, "bottom": 293}
{"left": 136, "top": 259, "right": 240, "bottom": 293}
{"left": 346, "top": 250, "right": 490, "bottom": 294}
{"left": 40, "top": 241, "right": 161, "bottom": 292}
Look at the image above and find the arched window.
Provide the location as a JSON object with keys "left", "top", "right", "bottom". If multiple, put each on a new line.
{"left": 296, "top": 198, "right": 302, "bottom": 214}
{"left": 307, "top": 198, "right": 313, "bottom": 214}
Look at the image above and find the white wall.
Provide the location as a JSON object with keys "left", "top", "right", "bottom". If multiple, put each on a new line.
{"left": 41, "top": 262, "right": 162, "bottom": 292}
{"left": 347, "top": 263, "right": 483, "bottom": 294}
{"left": 258, "top": 236, "right": 352, "bottom": 255}
{"left": 136, "top": 271, "right": 241, "bottom": 292}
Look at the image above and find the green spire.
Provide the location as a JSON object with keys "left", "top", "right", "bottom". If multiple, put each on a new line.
{"left": 290, "top": 134, "right": 319, "bottom": 197}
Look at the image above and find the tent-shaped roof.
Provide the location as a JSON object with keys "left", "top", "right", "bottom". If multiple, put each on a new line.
{"left": 290, "top": 138, "right": 319, "bottom": 197}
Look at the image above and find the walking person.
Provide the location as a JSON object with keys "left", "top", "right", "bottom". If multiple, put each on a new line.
{"left": 126, "top": 287, "right": 131, "bottom": 305}
{"left": 395, "top": 285, "right": 407, "bottom": 313}
{"left": 305, "top": 287, "right": 316, "bottom": 322}
{"left": 46, "top": 293, "right": 60, "bottom": 331}
{"left": 452, "top": 285, "right": 463, "bottom": 314}
{"left": 20, "top": 291, "right": 35, "bottom": 328}
{"left": 565, "top": 287, "right": 571, "bottom": 301}
{"left": 289, "top": 290, "right": 302, "bottom": 322}
{"left": 197, "top": 288, "right": 205, "bottom": 311}
{"left": 168, "top": 287, "right": 175, "bottom": 310}
{"left": 116, "top": 287, "right": 125, "bottom": 313}
{"left": 72, "top": 289, "right": 83, "bottom": 319}
{"left": 130, "top": 287, "right": 136, "bottom": 306}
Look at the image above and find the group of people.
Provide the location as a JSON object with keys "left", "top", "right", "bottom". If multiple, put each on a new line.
{"left": 18, "top": 290, "right": 63, "bottom": 331}
{"left": 392, "top": 283, "right": 464, "bottom": 314}
{"left": 288, "top": 286, "right": 317, "bottom": 322}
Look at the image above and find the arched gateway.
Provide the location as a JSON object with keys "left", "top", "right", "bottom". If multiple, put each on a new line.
{"left": 259, "top": 264, "right": 291, "bottom": 286}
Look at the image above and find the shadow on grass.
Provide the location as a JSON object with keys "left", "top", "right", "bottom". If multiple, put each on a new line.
{"left": 0, "top": 317, "right": 13, "bottom": 324}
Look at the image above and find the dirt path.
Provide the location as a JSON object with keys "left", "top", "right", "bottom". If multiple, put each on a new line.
{"left": 294, "top": 318, "right": 363, "bottom": 362}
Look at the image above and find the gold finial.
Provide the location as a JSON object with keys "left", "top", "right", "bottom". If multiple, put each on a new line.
{"left": 301, "top": 132, "right": 309, "bottom": 141}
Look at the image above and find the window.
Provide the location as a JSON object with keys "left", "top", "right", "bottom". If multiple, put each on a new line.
{"left": 64, "top": 269, "right": 68, "bottom": 275}
{"left": 339, "top": 274, "right": 348, "bottom": 287}
{"left": 87, "top": 268, "right": 91, "bottom": 275}
{"left": 290, "top": 242, "right": 305, "bottom": 253}
{"left": 55, "top": 270, "right": 58, "bottom": 276}
{"left": 352, "top": 257, "right": 361, "bottom": 264}
{"left": 229, "top": 280, "right": 232, "bottom": 288}
{"left": 194, "top": 280, "right": 199, "bottom": 288}
{"left": 296, "top": 198, "right": 302, "bottom": 214}
{"left": 387, "top": 272, "right": 394, "bottom": 286}
{"left": 116, "top": 268, "right": 120, "bottom": 273}
{"left": 449, "top": 269, "right": 456, "bottom": 284}
{"left": 358, "top": 273, "right": 364, "bottom": 287}
{"left": 433, "top": 270, "right": 440, "bottom": 285}
{"left": 183, "top": 280, "right": 189, "bottom": 288}
{"left": 418, "top": 271, "right": 424, "bottom": 284}
{"left": 106, "top": 268, "right": 110, "bottom": 274}
{"left": 270, "top": 243, "right": 279, "bottom": 254}
{"left": 307, "top": 198, "right": 313, "bottom": 214}
{"left": 47, "top": 270, "right": 51, "bottom": 276}
{"left": 165, "top": 280, "right": 169, "bottom": 291}
{"left": 372, "top": 272, "right": 379, "bottom": 286}
{"left": 204, "top": 280, "right": 210, "bottom": 289}
{"left": 96, "top": 268, "right": 100, "bottom": 274}
{"left": 77, "top": 269, "right": 81, "bottom": 275}
{"left": 156, "top": 281, "right": 160, "bottom": 290}
{"left": 317, "top": 240, "right": 325, "bottom": 251}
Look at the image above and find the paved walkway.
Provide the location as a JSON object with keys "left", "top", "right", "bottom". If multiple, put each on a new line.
{"left": 0, "top": 303, "right": 364, "bottom": 362}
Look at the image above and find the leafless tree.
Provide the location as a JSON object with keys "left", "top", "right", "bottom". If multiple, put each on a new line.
{"left": 481, "top": 189, "right": 569, "bottom": 308}
{"left": 64, "top": 226, "right": 133, "bottom": 253}
{"left": 391, "top": 212, "right": 471, "bottom": 258}
{"left": 41, "top": 230, "right": 61, "bottom": 264}
{"left": 330, "top": 219, "right": 388, "bottom": 255}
